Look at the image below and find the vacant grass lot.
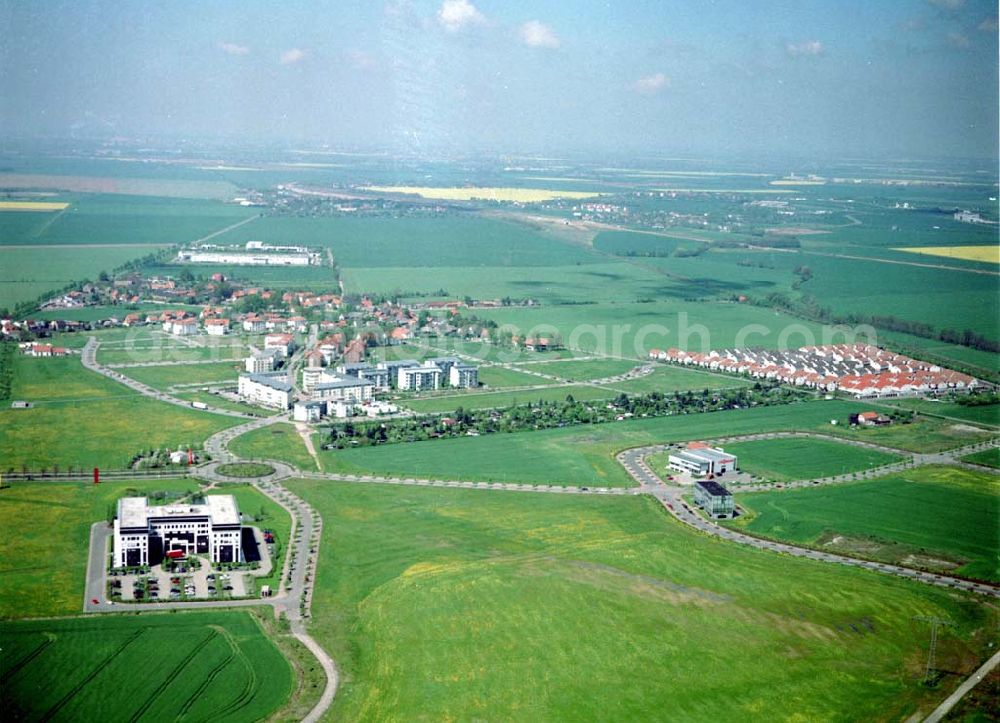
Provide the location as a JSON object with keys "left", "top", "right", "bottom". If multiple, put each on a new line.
{"left": 602, "top": 364, "right": 753, "bottom": 394}
{"left": 476, "top": 365, "right": 559, "bottom": 388}
{"left": 522, "top": 357, "right": 638, "bottom": 381}
{"left": 961, "top": 447, "right": 1000, "bottom": 469}
{"left": 722, "top": 437, "right": 904, "bottom": 482}
{"left": 1, "top": 611, "right": 291, "bottom": 721}
{"left": 321, "top": 401, "right": 885, "bottom": 486}
{"left": 824, "top": 417, "right": 994, "bottom": 453}
{"left": 287, "top": 480, "right": 995, "bottom": 722}
{"left": 729, "top": 466, "right": 999, "bottom": 581}
{"left": 883, "top": 399, "right": 1000, "bottom": 427}
{"left": 0, "top": 355, "right": 240, "bottom": 470}
{"left": 119, "top": 361, "right": 242, "bottom": 389}
{"left": 229, "top": 422, "right": 320, "bottom": 471}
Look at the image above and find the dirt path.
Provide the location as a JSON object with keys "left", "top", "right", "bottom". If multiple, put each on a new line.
{"left": 295, "top": 422, "right": 322, "bottom": 471}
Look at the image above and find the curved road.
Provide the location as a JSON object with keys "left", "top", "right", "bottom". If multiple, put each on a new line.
{"left": 615, "top": 441, "right": 1000, "bottom": 599}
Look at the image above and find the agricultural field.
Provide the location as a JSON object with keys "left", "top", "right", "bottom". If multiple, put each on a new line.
{"left": 721, "top": 437, "right": 904, "bottom": 482}
{"left": 229, "top": 422, "right": 321, "bottom": 472}
{"left": 320, "top": 400, "right": 883, "bottom": 486}
{"left": 1, "top": 611, "right": 292, "bottom": 721}
{"left": 0, "top": 193, "right": 255, "bottom": 310}
{"left": 288, "top": 479, "right": 995, "bottom": 722}
{"left": 360, "top": 185, "right": 605, "bottom": 202}
{"left": 728, "top": 466, "right": 999, "bottom": 581}
{"left": 0, "top": 477, "right": 196, "bottom": 618}
{"left": 894, "top": 245, "right": 999, "bottom": 264}
{"left": 961, "top": 447, "right": 1000, "bottom": 469}
{"left": 118, "top": 361, "right": 242, "bottom": 390}
{"left": 0, "top": 355, "right": 240, "bottom": 471}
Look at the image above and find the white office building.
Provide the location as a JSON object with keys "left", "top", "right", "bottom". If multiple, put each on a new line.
{"left": 113, "top": 495, "right": 242, "bottom": 567}
{"left": 667, "top": 446, "right": 738, "bottom": 477}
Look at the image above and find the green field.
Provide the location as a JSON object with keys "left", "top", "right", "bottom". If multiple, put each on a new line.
{"left": 0, "top": 194, "right": 255, "bottom": 309}
{"left": 229, "top": 422, "right": 321, "bottom": 471}
{"left": 722, "top": 437, "right": 904, "bottom": 482}
{"left": 881, "top": 399, "right": 1000, "bottom": 427}
{"left": 602, "top": 364, "right": 753, "bottom": 394}
{"left": 729, "top": 466, "right": 1000, "bottom": 581}
{"left": 0, "top": 246, "right": 169, "bottom": 310}
{"left": 1, "top": 611, "right": 292, "bottom": 721}
{"left": 0, "top": 477, "right": 196, "bottom": 618}
{"left": 288, "top": 479, "right": 996, "bottom": 721}
{"left": 824, "top": 416, "right": 995, "bottom": 453}
{"left": 476, "top": 365, "right": 559, "bottom": 388}
{"left": 521, "top": 357, "right": 639, "bottom": 381}
{"left": 119, "top": 361, "right": 242, "bottom": 389}
{"left": 98, "top": 341, "right": 248, "bottom": 365}
{"left": 321, "top": 400, "right": 896, "bottom": 486}
{"left": 0, "top": 355, "right": 240, "bottom": 470}
{"left": 961, "top": 447, "right": 1000, "bottom": 469}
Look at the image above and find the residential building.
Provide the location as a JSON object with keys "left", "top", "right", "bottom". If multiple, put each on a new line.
{"left": 693, "top": 480, "right": 735, "bottom": 519}
{"left": 205, "top": 319, "right": 230, "bottom": 336}
{"left": 244, "top": 348, "right": 280, "bottom": 374}
{"left": 113, "top": 494, "right": 242, "bottom": 567}
{"left": 238, "top": 373, "right": 293, "bottom": 409}
{"left": 265, "top": 333, "right": 295, "bottom": 357}
{"left": 397, "top": 363, "right": 443, "bottom": 391}
{"left": 171, "top": 318, "right": 199, "bottom": 336}
{"left": 313, "top": 375, "right": 375, "bottom": 403}
{"left": 293, "top": 400, "right": 326, "bottom": 423}
{"left": 449, "top": 364, "right": 479, "bottom": 388}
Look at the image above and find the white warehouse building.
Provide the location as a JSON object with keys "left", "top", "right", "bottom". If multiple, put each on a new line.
{"left": 113, "top": 495, "right": 243, "bottom": 567}
{"left": 667, "top": 445, "right": 738, "bottom": 477}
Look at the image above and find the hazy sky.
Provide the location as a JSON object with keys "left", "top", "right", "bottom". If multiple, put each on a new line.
{"left": 2, "top": 0, "right": 997, "bottom": 158}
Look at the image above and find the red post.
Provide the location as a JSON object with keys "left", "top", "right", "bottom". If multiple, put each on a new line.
{"left": 188, "top": 448, "right": 194, "bottom": 465}
{"left": 93, "top": 467, "right": 100, "bottom": 485}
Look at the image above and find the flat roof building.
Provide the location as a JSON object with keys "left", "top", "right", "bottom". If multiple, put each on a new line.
{"left": 694, "top": 480, "right": 735, "bottom": 519}
{"left": 238, "top": 373, "right": 293, "bottom": 409}
{"left": 114, "top": 494, "right": 242, "bottom": 567}
{"left": 668, "top": 446, "right": 738, "bottom": 477}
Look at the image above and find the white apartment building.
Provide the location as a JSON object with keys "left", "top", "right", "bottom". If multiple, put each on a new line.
{"left": 171, "top": 319, "right": 199, "bottom": 336}
{"left": 397, "top": 364, "right": 443, "bottom": 391}
{"left": 245, "top": 348, "right": 279, "bottom": 374}
{"left": 450, "top": 364, "right": 479, "bottom": 388}
{"left": 114, "top": 495, "right": 242, "bottom": 567}
{"left": 238, "top": 373, "right": 293, "bottom": 409}
{"left": 313, "top": 375, "right": 375, "bottom": 403}
{"left": 205, "top": 319, "right": 230, "bottom": 336}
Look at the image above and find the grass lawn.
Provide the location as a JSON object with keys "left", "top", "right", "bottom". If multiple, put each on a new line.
{"left": 0, "top": 355, "right": 241, "bottom": 471}
{"left": 721, "top": 437, "right": 904, "bottom": 482}
{"left": 882, "top": 399, "right": 1000, "bottom": 428}
{"left": 288, "top": 479, "right": 997, "bottom": 721}
{"left": 119, "top": 361, "right": 242, "bottom": 389}
{"left": 321, "top": 400, "right": 897, "bottom": 487}
{"left": 514, "top": 357, "right": 638, "bottom": 381}
{"left": 961, "top": 447, "right": 1000, "bottom": 469}
{"left": 824, "top": 416, "right": 995, "bottom": 453}
{"left": 97, "top": 341, "right": 248, "bottom": 365}
{"left": 476, "top": 365, "right": 559, "bottom": 388}
{"left": 400, "top": 384, "right": 613, "bottom": 414}
{"left": 728, "top": 466, "right": 1000, "bottom": 581}
{"left": 229, "top": 422, "right": 321, "bottom": 472}
{"left": 0, "top": 478, "right": 197, "bottom": 618}
{"left": 599, "top": 364, "right": 753, "bottom": 394}
{"left": 1, "top": 611, "right": 291, "bottom": 721}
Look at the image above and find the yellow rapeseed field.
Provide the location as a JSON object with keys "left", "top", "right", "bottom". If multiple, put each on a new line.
{"left": 360, "top": 185, "right": 603, "bottom": 202}
{"left": 0, "top": 200, "right": 69, "bottom": 211}
{"left": 894, "top": 245, "right": 999, "bottom": 264}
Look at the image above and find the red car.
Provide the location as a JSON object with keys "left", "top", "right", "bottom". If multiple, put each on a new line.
{"left": 91, "top": 598, "right": 99, "bottom": 604}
